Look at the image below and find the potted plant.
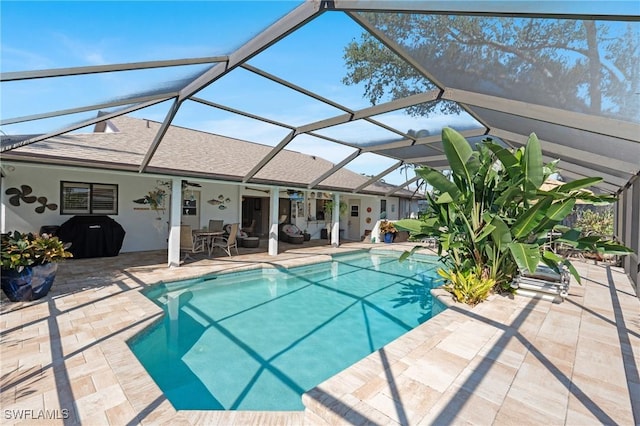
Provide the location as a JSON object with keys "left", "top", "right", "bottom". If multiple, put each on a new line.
{"left": 1, "top": 231, "right": 72, "bottom": 302}
{"left": 379, "top": 220, "right": 397, "bottom": 243}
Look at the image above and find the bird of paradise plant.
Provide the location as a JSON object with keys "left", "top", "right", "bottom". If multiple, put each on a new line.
{"left": 397, "top": 127, "right": 632, "bottom": 303}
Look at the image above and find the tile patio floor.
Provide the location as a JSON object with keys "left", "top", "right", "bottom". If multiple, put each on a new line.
{"left": 1, "top": 240, "right": 638, "bottom": 425}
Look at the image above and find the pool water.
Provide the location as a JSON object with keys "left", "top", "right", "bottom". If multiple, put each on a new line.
{"left": 128, "top": 250, "right": 445, "bottom": 411}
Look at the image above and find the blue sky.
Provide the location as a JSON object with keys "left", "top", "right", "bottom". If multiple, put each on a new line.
{"left": 1, "top": 2, "right": 299, "bottom": 68}
{"left": 2, "top": 1, "right": 637, "bottom": 186}
{"left": 2, "top": 0, "right": 450, "bottom": 185}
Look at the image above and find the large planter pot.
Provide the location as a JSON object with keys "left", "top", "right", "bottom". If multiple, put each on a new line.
{"left": 1, "top": 263, "right": 58, "bottom": 302}
{"left": 384, "top": 232, "right": 394, "bottom": 243}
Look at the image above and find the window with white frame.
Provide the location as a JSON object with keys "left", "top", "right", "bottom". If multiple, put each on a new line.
{"left": 60, "top": 181, "right": 118, "bottom": 215}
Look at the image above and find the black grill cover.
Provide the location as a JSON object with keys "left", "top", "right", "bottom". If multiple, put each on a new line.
{"left": 57, "top": 216, "right": 126, "bottom": 259}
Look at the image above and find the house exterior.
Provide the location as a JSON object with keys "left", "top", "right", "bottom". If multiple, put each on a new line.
{"left": 1, "top": 115, "right": 422, "bottom": 262}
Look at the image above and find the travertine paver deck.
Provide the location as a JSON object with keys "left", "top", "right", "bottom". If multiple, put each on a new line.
{"left": 1, "top": 240, "right": 638, "bottom": 425}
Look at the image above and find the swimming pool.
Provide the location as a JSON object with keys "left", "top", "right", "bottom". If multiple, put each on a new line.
{"left": 128, "top": 250, "right": 445, "bottom": 411}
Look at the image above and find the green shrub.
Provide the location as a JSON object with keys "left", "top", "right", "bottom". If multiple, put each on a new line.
{"left": 575, "top": 209, "right": 613, "bottom": 238}
{"left": 438, "top": 268, "right": 495, "bottom": 306}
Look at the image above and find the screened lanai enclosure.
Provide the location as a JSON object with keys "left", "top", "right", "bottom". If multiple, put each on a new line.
{"left": 1, "top": 1, "right": 639, "bottom": 285}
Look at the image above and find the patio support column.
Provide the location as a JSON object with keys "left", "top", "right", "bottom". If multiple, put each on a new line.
{"left": 0, "top": 174, "right": 5, "bottom": 234}
{"left": 167, "top": 178, "right": 182, "bottom": 267}
{"left": 269, "top": 186, "right": 279, "bottom": 256}
{"left": 331, "top": 193, "right": 340, "bottom": 247}
{"left": 615, "top": 196, "right": 623, "bottom": 242}
{"left": 623, "top": 178, "right": 640, "bottom": 290}
{"left": 623, "top": 186, "right": 632, "bottom": 277}
{"left": 632, "top": 180, "right": 640, "bottom": 288}
{"left": 237, "top": 185, "right": 243, "bottom": 230}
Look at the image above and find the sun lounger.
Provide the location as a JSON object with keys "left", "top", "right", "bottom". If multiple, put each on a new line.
{"left": 511, "top": 264, "right": 570, "bottom": 303}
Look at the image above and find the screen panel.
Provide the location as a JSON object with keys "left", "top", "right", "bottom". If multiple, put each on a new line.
{"left": 357, "top": 12, "right": 640, "bottom": 122}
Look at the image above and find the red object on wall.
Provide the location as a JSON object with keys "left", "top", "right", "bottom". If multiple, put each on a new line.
{"left": 366, "top": 207, "right": 372, "bottom": 213}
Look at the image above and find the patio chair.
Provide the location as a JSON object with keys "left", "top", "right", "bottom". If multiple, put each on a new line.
{"left": 208, "top": 219, "right": 224, "bottom": 232}
{"left": 242, "top": 219, "right": 256, "bottom": 235}
{"left": 223, "top": 223, "right": 247, "bottom": 239}
{"left": 281, "top": 223, "right": 304, "bottom": 244}
{"left": 180, "top": 225, "right": 207, "bottom": 262}
{"left": 212, "top": 223, "right": 240, "bottom": 256}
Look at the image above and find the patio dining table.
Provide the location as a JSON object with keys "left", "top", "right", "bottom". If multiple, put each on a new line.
{"left": 192, "top": 229, "right": 225, "bottom": 257}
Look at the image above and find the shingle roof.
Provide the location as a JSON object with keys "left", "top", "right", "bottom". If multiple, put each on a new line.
{"left": 2, "top": 115, "right": 417, "bottom": 198}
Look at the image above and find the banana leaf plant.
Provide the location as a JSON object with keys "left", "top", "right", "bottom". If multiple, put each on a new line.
{"left": 397, "top": 127, "right": 632, "bottom": 289}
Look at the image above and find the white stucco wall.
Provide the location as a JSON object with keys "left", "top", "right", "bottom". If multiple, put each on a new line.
{"left": 0, "top": 163, "right": 242, "bottom": 253}
{"left": 0, "top": 161, "right": 414, "bottom": 251}
{"left": 197, "top": 183, "right": 241, "bottom": 229}
{"left": 341, "top": 195, "right": 401, "bottom": 240}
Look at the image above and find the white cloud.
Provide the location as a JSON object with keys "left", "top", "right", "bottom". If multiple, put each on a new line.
{"left": 84, "top": 52, "right": 107, "bottom": 66}
{"left": 53, "top": 33, "right": 111, "bottom": 66}
{"left": 0, "top": 46, "right": 53, "bottom": 71}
